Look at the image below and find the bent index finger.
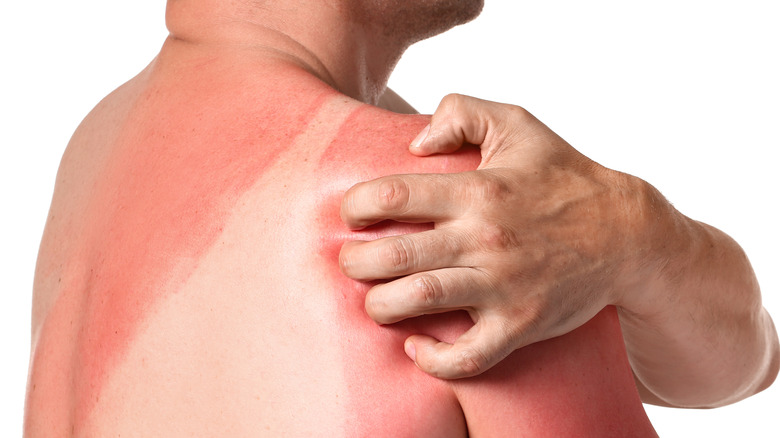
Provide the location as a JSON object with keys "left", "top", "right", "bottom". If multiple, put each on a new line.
{"left": 341, "top": 173, "right": 468, "bottom": 229}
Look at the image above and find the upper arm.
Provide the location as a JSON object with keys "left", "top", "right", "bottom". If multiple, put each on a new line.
{"left": 452, "top": 308, "right": 657, "bottom": 437}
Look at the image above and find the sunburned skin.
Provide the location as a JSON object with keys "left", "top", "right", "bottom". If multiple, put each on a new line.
{"left": 315, "top": 106, "right": 658, "bottom": 437}
{"left": 26, "top": 44, "right": 337, "bottom": 434}
{"left": 26, "top": 40, "right": 657, "bottom": 437}
{"left": 315, "top": 109, "right": 479, "bottom": 436}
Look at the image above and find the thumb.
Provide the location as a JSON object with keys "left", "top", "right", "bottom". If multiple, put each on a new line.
{"left": 409, "top": 94, "right": 491, "bottom": 156}
{"left": 404, "top": 321, "right": 513, "bottom": 379}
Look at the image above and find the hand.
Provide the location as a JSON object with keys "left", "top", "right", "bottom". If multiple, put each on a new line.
{"left": 340, "top": 94, "right": 649, "bottom": 379}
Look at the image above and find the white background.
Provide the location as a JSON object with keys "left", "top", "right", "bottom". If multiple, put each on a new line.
{"left": 2, "top": 1, "right": 778, "bottom": 436}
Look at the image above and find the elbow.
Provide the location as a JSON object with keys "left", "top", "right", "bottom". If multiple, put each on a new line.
{"left": 718, "top": 307, "right": 780, "bottom": 408}
{"left": 755, "top": 310, "right": 780, "bottom": 395}
{"left": 677, "top": 308, "right": 779, "bottom": 409}
{"left": 718, "top": 307, "right": 780, "bottom": 407}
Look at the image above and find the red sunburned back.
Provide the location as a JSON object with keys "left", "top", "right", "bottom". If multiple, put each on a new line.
{"left": 26, "top": 41, "right": 656, "bottom": 437}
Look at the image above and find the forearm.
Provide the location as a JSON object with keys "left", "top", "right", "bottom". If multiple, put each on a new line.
{"left": 617, "top": 179, "right": 780, "bottom": 408}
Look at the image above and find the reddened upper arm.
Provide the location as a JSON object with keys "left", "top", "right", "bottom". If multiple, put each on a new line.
{"left": 452, "top": 308, "right": 657, "bottom": 437}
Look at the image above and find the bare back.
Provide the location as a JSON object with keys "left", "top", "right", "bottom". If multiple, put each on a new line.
{"left": 26, "top": 39, "right": 656, "bottom": 437}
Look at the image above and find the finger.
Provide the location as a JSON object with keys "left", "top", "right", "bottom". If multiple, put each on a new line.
{"left": 339, "top": 228, "right": 466, "bottom": 280}
{"left": 364, "top": 267, "right": 492, "bottom": 325}
{"left": 410, "top": 94, "right": 492, "bottom": 156}
{"left": 412, "top": 94, "right": 545, "bottom": 169}
{"left": 340, "top": 172, "right": 470, "bottom": 229}
{"left": 405, "top": 316, "right": 515, "bottom": 379}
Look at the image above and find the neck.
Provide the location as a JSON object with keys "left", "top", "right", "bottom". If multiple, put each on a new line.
{"left": 165, "top": 0, "right": 410, "bottom": 105}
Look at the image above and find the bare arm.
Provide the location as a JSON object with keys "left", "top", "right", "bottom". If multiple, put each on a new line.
{"left": 618, "top": 210, "right": 779, "bottom": 407}
{"left": 339, "top": 94, "right": 779, "bottom": 407}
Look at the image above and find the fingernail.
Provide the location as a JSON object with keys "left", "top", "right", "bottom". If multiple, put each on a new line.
{"left": 404, "top": 340, "right": 417, "bottom": 362}
{"left": 410, "top": 124, "right": 430, "bottom": 149}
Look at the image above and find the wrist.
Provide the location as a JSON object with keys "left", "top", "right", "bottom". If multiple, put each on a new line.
{"left": 610, "top": 173, "right": 693, "bottom": 317}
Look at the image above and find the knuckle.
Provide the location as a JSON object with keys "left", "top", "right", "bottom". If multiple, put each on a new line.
{"left": 477, "top": 222, "right": 516, "bottom": 252}
{"left": 454, "top": 347, "right": 489, "bottom": 377}
{"left": 440, "top": 93, "right": 465, "bottom": 110}
{"left": 376, "top": 177, "right": 410, "bottom": 213}
{"left": 504, "top": 103, "right": 532, "bottom": 122}
{"left": 411, "top": 274, "right": 443, "bottom": 308}
{"left": 380, "top": 237, "right": 412, "bottom": 272}
{"left": 470, "top": 174, "right": 509, "bottom": 204}
{"left": 440, "top": 94, "right": 469, "bottom": 123}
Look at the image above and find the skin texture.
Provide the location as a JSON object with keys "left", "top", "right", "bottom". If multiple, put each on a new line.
{"left": 339, "top": 94, "right": 780, "bottom": 407}
{"left": 26, "top": 44, "right": 335, "bottom": 434}
{"left": 26, "top": 36, "right": 657, "bottom": 436}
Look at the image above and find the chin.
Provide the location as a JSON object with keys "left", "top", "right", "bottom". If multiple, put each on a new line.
{"left": 364, "top": 0, "right": 485, "bottom": 44}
